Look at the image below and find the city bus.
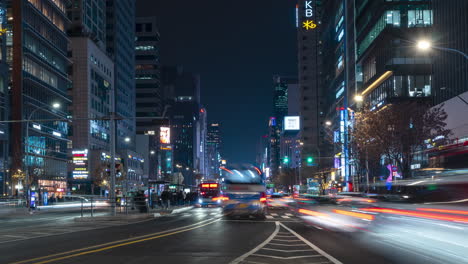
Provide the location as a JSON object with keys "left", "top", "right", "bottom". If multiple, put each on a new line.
{"left": 198, "top": 182, "right": 221, "bottom": 207}
{"left": 219, "top": 165, "right": 267, "bottom": 219}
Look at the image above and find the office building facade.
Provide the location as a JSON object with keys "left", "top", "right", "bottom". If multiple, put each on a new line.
{"left": 135, "top": 16, "right": 162, "bottom": 181}
{"left": 106, "top": 0, "right": 136, "bottom": 151}
{"left": 206, "top": 123, "right": 221, "bottom": 179}
{"left": 297, "top": 0, "right": 323, "bottom": 181}
{"left": 0, "top": 0, "right": 8, "bottom": 194}
{"left": 9, "top": 0, "right": 72, "bottom": 195}
{"left": 68, "top": 37, "right": 114, "bottom": 194}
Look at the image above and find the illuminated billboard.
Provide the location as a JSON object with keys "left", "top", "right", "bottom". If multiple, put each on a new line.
{"left": 160, "top": 127, "right": 170, "bottom": 144}
{"left": 72, "top": 149, "right": 88, "bottom": 179}
{"left": 284, "top": 116, "right": 300, "bottom": 130}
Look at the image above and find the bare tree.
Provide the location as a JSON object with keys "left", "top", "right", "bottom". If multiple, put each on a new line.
{"left": 351, "top": 101, "right": 451, "bottom": 178}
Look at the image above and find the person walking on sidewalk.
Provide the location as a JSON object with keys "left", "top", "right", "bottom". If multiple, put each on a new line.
{"left": 150, "top": 190, "right": 158, "bottom": 209}
{"left": 161, "top": 189, "right": 170, "bottom": 209}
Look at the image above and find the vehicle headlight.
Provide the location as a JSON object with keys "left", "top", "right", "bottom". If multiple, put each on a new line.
{"left": 198, "top": 199, "right": 203, "bottom": 204}
{"left": 217, "top": 199, "right": 221, "bottom": 204}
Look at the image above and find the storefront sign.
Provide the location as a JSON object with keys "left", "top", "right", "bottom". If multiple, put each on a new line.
{"left": 72, "top": 149, "right": 88, "bottom": 179}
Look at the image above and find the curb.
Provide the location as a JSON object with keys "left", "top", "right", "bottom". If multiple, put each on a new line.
{"left": 171, "top": 206, "right": 194, "bottom": 214}
{"left": 74, "top": 214, "right": 154, "bottom": 222}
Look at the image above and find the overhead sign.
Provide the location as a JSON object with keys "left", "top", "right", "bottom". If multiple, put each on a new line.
{"left": 284, "top": 116, "right": 300, "bottom": 131}
{"left": 160, "top": 127, "right": 170, "bottom": 144}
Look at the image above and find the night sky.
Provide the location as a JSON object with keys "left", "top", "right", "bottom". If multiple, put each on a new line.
{"left": 137, "top": 0, "right": 298, "bottom": 164}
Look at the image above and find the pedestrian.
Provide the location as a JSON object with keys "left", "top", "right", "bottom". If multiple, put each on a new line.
{"left": 182, "top": 191, "right": 187, "bottom": 205}
{"left": 177, "top": 190, "right": 184, "bottom": 206}
{"left": 161, "top": 189, "right": 170, "bottom": 209}
{"left": 134, "top": 191, "right": 147, "bottom": 213}
{"left": 150, "top": 190, "right": 158, "bottom": 209}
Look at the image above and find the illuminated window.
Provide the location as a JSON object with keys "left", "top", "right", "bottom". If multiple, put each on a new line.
{"left": 408, "top": 10, "right": 432, "bottom": 27}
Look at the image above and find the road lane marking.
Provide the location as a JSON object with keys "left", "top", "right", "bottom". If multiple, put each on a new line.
{"left": 279, "top": 222, "right": 342, "bottom": 264}
{"left": 270, "top": 213, "right": 278, "bottom": 216}
{"left": 261, "top": 248, "right": 315, "bottom": 252}
{"left": 251, "top": 254, "right": 323, "bottom": 259}
{"left": 275, "top": 234, "right": 295, "bottom": 237}
{"left": 3, "top": 235, "right": 28, "bottom": 239}
{"left": 265, "top": 216, "right": 274, "bottom": 219}
{"left": 285, "top": 213, "right": 293, "bottom": 216}
{"left": 268, "top": 242, "right": 309, "bottom": 246}
{"left": 229, "top": 222, "right": 280, "bottom": 264}
{"left": 10, "top": 218, "right": 220, "bottom": 264}
{"left": 281, "top": 216, "right": 290, "bottom": 219}
{"left": 271, "top": 238, "right": 302, "bottom": 242}
{"left": 23, "top": 219, "right": 221, "bottom": 264}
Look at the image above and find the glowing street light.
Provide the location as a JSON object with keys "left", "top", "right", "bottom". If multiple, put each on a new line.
{"left": 416, "top": 39, "right": 468, "bottom": 60}
{"left": 124, "top": 137, "right": 131, "bottom": 143}
{"left": 325, "top": 121, "right": 332, "bottom": 126}
{"left": 417, "top": 40, "right": 432, "bottom": 51}
{"left": 52, "top": 103, "right": 61, "bottom": 109}
{"left": 354, "top": 95, "right": 364, "bottom": 102}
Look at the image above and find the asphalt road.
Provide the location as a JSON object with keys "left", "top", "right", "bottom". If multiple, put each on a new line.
{"left": 0, "top": 207, "right": 460, "bottom": 264}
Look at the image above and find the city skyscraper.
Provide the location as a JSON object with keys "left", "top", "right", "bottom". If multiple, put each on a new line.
{"left": 9, "top": 0, "right": 71, "bottom": 195}
{"left": 135, "top": 16, "right": 162, "bottom": 182}
{"left": 206, "top": 123, "right": 221, "bottom": 179}
{"left": 67, "top": 0, "right": 106, "bottom": 46}
{"left": 297, "top": 0, "right": 323, "bottom": 182}
{"left": 68, "top": 37, "right": 114, "bottom": 194}
{"left": 0, "top": 0, "right": 8, "bottom": 194}
{"left": 106, "top": 0, "right": 136, "bottom": 151}
{"left": 270, "top": 76, "right": 299, "bottom": 178}
{"left": 162, "top": 66, "right": 200, "bottom": 186}
{"left": 66, "top": 0, "right": 115, "bottom": 194}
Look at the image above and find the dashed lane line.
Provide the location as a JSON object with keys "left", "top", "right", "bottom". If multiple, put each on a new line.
{"left": 271, "top": 238, "right": 302, "bottom": 242}
{"left": 268, "top": 242, "right": 309, "bottom": 247}
{"left": 229, "top": 222, "right": 280, "bottom": 264}
{"left": 261, "top": 248, "right": 316, "bottom": 252}
{"left": 250, "top": 254, "right": 324, "bottom": 260}
{"left": 279, "top": 222, "right": 343, "bottom": 264}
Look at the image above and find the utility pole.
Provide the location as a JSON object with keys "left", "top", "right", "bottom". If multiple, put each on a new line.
{"left": 109, "top": 112, "right": 116, "bottom": 216}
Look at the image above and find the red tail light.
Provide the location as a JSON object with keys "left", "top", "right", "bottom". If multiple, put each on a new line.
{"left": 260, "top": 192, "right": 267, "bottom": 203}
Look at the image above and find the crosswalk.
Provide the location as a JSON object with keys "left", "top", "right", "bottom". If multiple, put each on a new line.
{"left": 232, "top": 222, "right": 342, "bottom": 264}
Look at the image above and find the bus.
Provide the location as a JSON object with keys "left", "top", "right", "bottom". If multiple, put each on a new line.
{"left": 198, "top": 182, "right": 221, "bottom": 207}
{"left": 219, "top": 165, "right": 267, "bottom": 219}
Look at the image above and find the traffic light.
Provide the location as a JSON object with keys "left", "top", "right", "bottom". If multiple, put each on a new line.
{"left": 283, "top": 156, "right": 289, "bottom": 164}
{"left": 306, "top": 156, "right": 314, "bottom": 166}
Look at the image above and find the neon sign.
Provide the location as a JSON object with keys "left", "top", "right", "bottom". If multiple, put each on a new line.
{"left": 303, "top": 1, "right": 317, "bottom": 31}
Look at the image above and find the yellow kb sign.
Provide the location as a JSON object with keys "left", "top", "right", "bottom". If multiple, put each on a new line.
{"left": 303, "top": 20, "right": 317, "bottom": 30}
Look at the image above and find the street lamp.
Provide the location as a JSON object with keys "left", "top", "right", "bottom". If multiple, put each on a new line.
{"left": 325, "top": 121, "right": 332, "bottom": 126}
{"left": 150, "top": 150, "right": 155, "bottom": 155}
{"left": 416, "top": 40, "right": 431, "bottom": 51}
{"left": 354, "top": 95, "right": 364, "bottom": 102}
{"left": 416, "top": 39, "right": 468, "bottom": 60}
{"left": 24, "top": 102, "right": 61, "bottom": 204}
{"left": 124, "top": 137, "right": 131, "bottom": 143}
